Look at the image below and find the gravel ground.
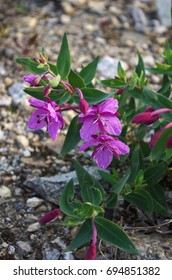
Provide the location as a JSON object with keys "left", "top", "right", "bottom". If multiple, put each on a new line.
{"left": 0, "top": 0, "right": 172, "bottom": 260}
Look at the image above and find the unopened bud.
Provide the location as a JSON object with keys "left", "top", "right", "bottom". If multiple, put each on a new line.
{"left": 39, "top": 209, "right": 61, "bottom": 224}
{"left": 85, "top": 244, "right": 96, "bottom": 260}
{"left": 23, "top": 75, "right": 41, "bottom": 86}
{"left": 44, "top": 84, "right": 51, "bottom": 96}
{"left": 79, "top": 98, "right": 89, "bottom": 114}
{"left": 39, "top": 58, "right": 46, "bottom": 64}
{"left": 33, "top": 56, "right": 39, "bottom": 62}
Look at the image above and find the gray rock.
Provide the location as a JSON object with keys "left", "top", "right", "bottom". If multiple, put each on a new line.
{"left": 26, "top": 197, "right": 43, "bottom": 208}
{"left": 63, "top": 252, "right": 75, "bottom": 260}
{"left": 8, "top": 82, "right": 26, "bottom": 106}
{"left": 0, "top": 186, "right": 12, "bottom": 198}
{"left": 157, "top": 0, "right": 171, "bottom": 27}
{"left": 0, "top": 96, "right": 12, "bottom": 107}
{"left": 16, "top": 241, "right": 32, "bottom": 256}
{"left": 130, "top": 6, "right": 148, "bottom": 32}
{"left": 97, "top": 56, "right": 128, "bottom": 78}
{"left": 51, "top": 237, "right": 66, "bottom": 250}
{"left": 42, "top": 245, "right": 60, "bottom": 260}
{"left": 24, "top": 167, "right": 101, "bottom": 204}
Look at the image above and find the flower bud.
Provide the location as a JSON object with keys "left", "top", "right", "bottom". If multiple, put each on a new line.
{"left": 85, "top": 244, "right": 96, "bottom": 260}
{"left": 23, "top": 75, "right": 41, "bottom": 86}
{"left": 79, "top": 98, "right": 89, "bottom": 114}
{"left": 39, "top": 58, "right": 46, "bottom": 64}
{"left": 39, "top": 209, "right": 61, "bottom": 224}
{"left": 44, "top": 84, "right": 51, "bottom": 96}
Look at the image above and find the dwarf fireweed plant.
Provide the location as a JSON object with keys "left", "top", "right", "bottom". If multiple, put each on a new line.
{"left": 17, "top": 34, "right": 172, "bottom": 259}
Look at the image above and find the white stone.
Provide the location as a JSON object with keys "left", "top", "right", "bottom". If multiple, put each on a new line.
{"left": 26, "top": 197, "right": 43, "bottom": 208}
{"left": 16, "top": 135, "right": 29, "bottom": 148}
{"left": 0, "top": 186, "right": 12, "bottom": 198}
{"left": 97, "top": 56, "right": 128, "bottom": 78}
{"left": 27, "top": 222, "right": 40, "bottom": 232}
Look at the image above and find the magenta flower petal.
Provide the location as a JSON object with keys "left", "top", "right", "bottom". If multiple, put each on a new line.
{"left": 93, "top": 145, "right": 113, "bottom": 169}
{"left": 48, "top": 121, "right": 61, "bottom": 142}
{"left": 28, "top": 109, "right": 48, "bottom": 129}
{"left": 101, "top": 115, "right": 122, "bottom": 135}
{"left": 28, "top": 98, "right": 64, "bottom": 141}
{"left": 29, "top": 98, "right": 48, "bottom": 109}
{"left": 99, "top": 98, "right": 118, "bottom": 114}
{"left": 80, "top": 119, "right": 99, "bottom": 141}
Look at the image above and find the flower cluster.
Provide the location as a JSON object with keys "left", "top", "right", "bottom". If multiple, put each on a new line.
{"left": 24, "top": 72, "right": 129, "bottom": 169}
{"left": 79, "top": 98, "right": 130, "bottom": 169}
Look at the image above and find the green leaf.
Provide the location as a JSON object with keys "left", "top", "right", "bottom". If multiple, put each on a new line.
{"left": 16, "top": 57, "right": 47, "bottom": 74}
{"left": 158, "top": 75, "right": 171, "bottom": 97}
{"left": 136, "top": 51, "right": 145, "bottom": 79}
{"left": 59, "top": 179, "right": 82, "bottom": 218}
{"left": 98, "top": 170, "right": 118, "bottom": 185}
{"left": 24, "top": 86, "right": 65, "bottom": 102}
{"left": 60, "top": 116, "right": 81, "bottom": 156}
{"left": 144, "top": 162, "right": 167, "bottom": 186}
{"left": 150, "top": 127, "right": 172, "bottom": 161}
{"left": 147, "top": 66, "right": 172, "bottom": 75}
{"left": 68, "top": 70, "right": 85, "bottom": 88}
{"left": 105, "top": 193, "right": 118, "bottom": 209}
{"left": 95, "top": 217, "right": 139, "bottom": 255}
{"left": 66, "top": 219, "right": 92, "bottom": 251}
{"left": 110, "top": 168, "right": 131, "bottom": 194}
{"left": 63, "top": 217, "right": 83, "bottom": 227}
{"left": 58, "top": 91, "right": 71, "bottom": 104}
{"left": 125, "top": 189, "right": 153, "bottom": 212}
{"left": 97, "top": 78, "right": 126, "bottom": 89}
{"left": 73, "top": 88, "right": 114, "bottom": 105}
{"left": 146, "top": 184, "right": 169, "bottom": 216}
{"left": 56, "top": 33, "right": 71, "bottom": 79}
{"left": 129, "top": 87, "right": 172, "bottom": 112}
{"left": 74, "top": 160, "right": 105, "bottom": 200}
{"left": 117, "top": 61, "right": 126, "bottom": 81}
{"left": 79, "top": 56, "right": 99, "bottom": 85}
{"left": 128, "top": 145, "right": 140, "bottom": 185}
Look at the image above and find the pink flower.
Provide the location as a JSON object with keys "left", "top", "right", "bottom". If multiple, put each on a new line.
{"left": 39, "top": 209, "right": 61, "bottom": 224}
{"left": 80, "top": 134, "right": 130, "bottom": 169}
{"left": 132, "top": 107, "right": 172, "bottom": 125}
{"left": 85, "top": 218, "right": 97, "bottom": 260}
{"left": 150, "top": 122, "right": 172, "bottom": 148}
{"left": 79, "top": 98, "right": 122, "bottom": 141}
{"left": 28, "top": 97, "right": 64, "bottom": 141}
{"left": 23, "top": 75, "right": 41, "bottom": 86}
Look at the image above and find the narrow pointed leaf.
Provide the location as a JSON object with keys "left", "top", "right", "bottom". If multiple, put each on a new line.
{"left": 56, "top": 33, "right": 71, "bottom": 79}
{"left": 110, "top": 168, "right": 131, "bottom": 194}
{"left": 144, "top": 162, "right": 167, "bottom": 186}
{"left": 79, "top": 56, "right": 99, "bottom": 85}
{"left": 74, "top": 160, "right": 105, "bottom": 200}
{"left": 125, "top": 189, "right": 153, "bottom": 212}
{"left": 60, "top": 116, "right": 81, "bottom": 156}
{"left": 68, "top": 70, "right": 85, "bottom": 88}
{"left": 95, "top": 217, "right": 139, "bottom": 255}
{"left": 66, "top": 219, "right": 92, "bottom": 251}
